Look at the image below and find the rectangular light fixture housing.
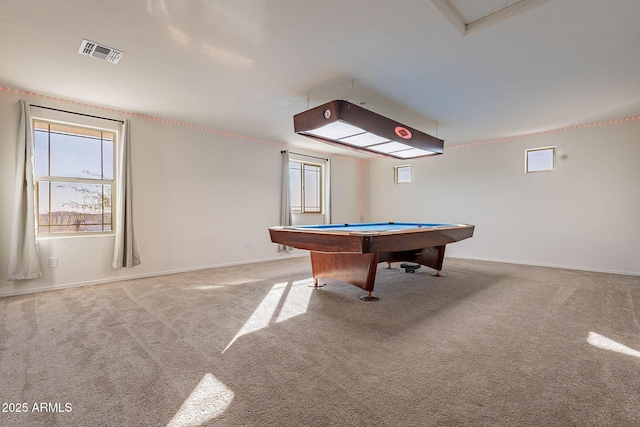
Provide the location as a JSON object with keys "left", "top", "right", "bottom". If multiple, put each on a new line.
{"left": 293, "top": 100, "right": 444, "bottom": 159}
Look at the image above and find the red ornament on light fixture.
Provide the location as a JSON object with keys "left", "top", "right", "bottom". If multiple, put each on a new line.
{"left": 395, "top": 126, "right": 412, "bottom": 139}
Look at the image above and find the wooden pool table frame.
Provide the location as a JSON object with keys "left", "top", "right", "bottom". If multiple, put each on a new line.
{"left": 269, "top": 223, "right": 475, "bottom": 300}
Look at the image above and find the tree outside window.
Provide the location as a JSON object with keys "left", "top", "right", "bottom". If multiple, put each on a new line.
{"left": 34, "top": 120, "right": 115, "bottom": 234}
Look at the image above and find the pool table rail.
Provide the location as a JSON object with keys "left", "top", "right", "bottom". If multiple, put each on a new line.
{"left": 268, "top": 223, "right": 474, "bottom": 254}
{"left": 268, "top": 222, "right": 475, "bottom": 300}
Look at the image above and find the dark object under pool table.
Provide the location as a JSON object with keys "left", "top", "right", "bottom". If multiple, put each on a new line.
{"left": 269, "top": 222, "right": 475, "bottom": 300}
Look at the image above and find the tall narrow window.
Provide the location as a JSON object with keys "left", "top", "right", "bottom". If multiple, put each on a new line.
{"left": 289, "top": 160, "right": 323, "bottom": 213}
{"left": 34, "top": 120, "right": 115, "bottom": 234}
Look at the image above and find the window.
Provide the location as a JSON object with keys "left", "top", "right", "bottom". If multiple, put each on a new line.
{"left": 394, "top": 165, "right": 412, "bottom": 183}
{"left": 289, "top": 160, "right": 322, "bottom": 213}
{"left": 526, "top": 147, "right": 555, "bottom": 173}
{"left": 34, "top": 120, "right": 115, "bottom": 235}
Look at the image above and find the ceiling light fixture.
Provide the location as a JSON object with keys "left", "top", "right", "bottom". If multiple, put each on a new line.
{"left": 293, "top": 100, "right": 444, "bottom": 159}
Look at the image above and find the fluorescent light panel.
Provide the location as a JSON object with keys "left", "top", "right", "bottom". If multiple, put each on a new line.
{"left": 306, "top": 121, "right": 365, "bottom": 140}
{"left": 368, "top": 141, "right": 412, "bottom": 153}
{"left": 393, "top": 148, "right": 437, "bottom": 158}
{"left": 340, "top": 130, "right": 390, "bottom": 147}
{"left": 294, "top": 100, "right": 444, "bottom": 159}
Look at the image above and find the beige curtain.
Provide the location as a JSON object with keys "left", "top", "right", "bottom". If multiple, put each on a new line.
{"left": 279, "top": 150, "right": 292, "bottom": 251}
{"left": 8, "top": 100, "right": 42, "bottom": 280}
{"left": 112, "top": 119, "right": 141, "bottom": 268}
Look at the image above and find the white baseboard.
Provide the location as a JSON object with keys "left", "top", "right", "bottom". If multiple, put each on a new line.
{"left": 0, "top": 253, "right": 309, "bottom": 298}
{"left": 447, "top": 255, "right": 640, "bottom": 277}
{"left": 3, "top": 252, "right": 636, "bottom": 298}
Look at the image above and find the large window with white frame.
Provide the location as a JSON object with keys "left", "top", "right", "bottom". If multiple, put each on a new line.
{"left": 289, "top": 160, "right": 323, "bottom": 214}
{"left": 34, "top": 119, "right": 116, "bottom": 235}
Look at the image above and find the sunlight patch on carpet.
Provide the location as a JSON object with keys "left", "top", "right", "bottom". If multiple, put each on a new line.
{"left": 587, "top": 332, "right": 640, "bottom": 358}
{"left": 216, "top": 278, "right": 263, "bottom": 286}
{"left": 276, "top": 278, "right": 314, "bottom": 323}
{"left": 222, "top": 282, "right": 288, "bottom": 354}
{"left": 222, "top": 279, "right": 314, "bottom": 354}
{"left": 166, "top": 373, "right": 234, "bottom": 427}
{"left": 191, "top": 285, "right": 227, "bottom": 290}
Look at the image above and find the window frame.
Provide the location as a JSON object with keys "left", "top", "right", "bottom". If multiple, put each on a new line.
{"left": 394, "top": 164, "right": 412, "bottom": 184}
{"left": 289, "top": 159, "right": 324, "bottom": 214}
{"left": 33, "top": 118, "right": 117, "bottom": 237}
{"left": 525, "top": 146, "right": 556, "bottom": 173}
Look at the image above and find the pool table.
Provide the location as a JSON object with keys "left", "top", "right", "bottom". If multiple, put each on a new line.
{"left": 269, "top": 222, "right": 475, "bottom": 300}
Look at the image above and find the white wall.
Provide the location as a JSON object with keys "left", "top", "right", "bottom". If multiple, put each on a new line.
{"left": 0, "top": 90, "right": 362, "bottom": 296}
{"left": 3, "top": 87, "right": 637, "bottom": 298}
{"left": 365, "top": 120, "right": 640, "bottom": 275}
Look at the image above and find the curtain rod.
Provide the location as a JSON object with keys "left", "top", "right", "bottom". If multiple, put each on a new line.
{"left": 281, "top": 150, "right": 328, "bottom": 161}
{"left": 30, "top": 104, "right": 125, "bottom": 124}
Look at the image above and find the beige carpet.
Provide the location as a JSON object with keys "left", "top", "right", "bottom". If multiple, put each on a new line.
{"left": 1, "top": 257, "right": 639, "bottom": 426}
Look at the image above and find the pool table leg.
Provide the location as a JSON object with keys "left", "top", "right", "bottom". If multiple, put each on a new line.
{"left": 378, "top": 245, "right": 448, "bottom": 277}
{"left": 416, "top": 245, "right": 447, "bottom": 277}
{"left": 359, "top": 291, "right": 380, "bottom": 302}
{"left": 309, "top": 251, "right": 380, "bottom": 300}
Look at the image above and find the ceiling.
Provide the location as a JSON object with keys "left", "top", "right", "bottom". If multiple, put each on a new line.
{"left": 1, "top": 0, "right": 639, "bottom": 158}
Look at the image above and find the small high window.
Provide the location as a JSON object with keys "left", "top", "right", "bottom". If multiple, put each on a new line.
{"left": 525, "top": 147, "right": 555, "bottom": 173}
{"left": 394, "top": 165, "right": 412, "bottom": 183}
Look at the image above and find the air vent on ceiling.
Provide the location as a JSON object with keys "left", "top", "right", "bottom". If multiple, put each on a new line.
{"left": 78, "top": 39, "right": 123, "bottom": 64}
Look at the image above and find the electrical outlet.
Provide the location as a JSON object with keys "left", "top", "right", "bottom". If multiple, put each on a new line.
{"left": 49, "top": 257, "right": 58, "bottom": 268}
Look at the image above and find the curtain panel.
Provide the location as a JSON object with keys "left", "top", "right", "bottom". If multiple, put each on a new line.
{"left": 112, "top": 119, "right": 141, "bottom": 268}
{"left": 7, "top": 100, "right": 42, "bottom": 281}
{"left": 324, "top": 158, "right": 331, "bottom": 225}
{"left": 279, "top": 150, "right": 292, "bottom": 251}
